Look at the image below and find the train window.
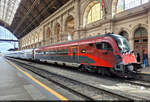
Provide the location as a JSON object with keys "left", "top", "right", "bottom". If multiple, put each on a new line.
{"left": 63, "top": 49, "right": 68, "bottom": 55}
{"left": 143, "top": 39, "right": 148, "bottom": 42}
{"left": 96, "top": 43, "right": 103, "bottom": 50}
{"left": 37, "top": 51, "right": 43, "bottom": 54}
{"left": 89, "top": 43, "right": 94, "bottom": 47}
{"left": 103, "top": 43, "right": 113, "bottom": 51}
{"left": 57, "top": 50, "right": 60, "bottom": 54}
{"left": 96, "top": 42, "right": 113, "bottom": 51}
{"left": 53, "top": 50, "right": 57, "bottom": 55}
{"left": 44, "top": 49, "right": 67, "bottom": 55}
{"left": 36, "top": 51, "right": 40, "bottom": 54}
{"left": 48, "top": 51, "right": 51, "bottom": 54}
{"left": 53, "top": 51, "right": 56, "bottom": 54}
{"left": 42, "top": 52, "right": 44, "bottom": 54}
{"left": 134, "top": 40, "right": 139, "bottom": 43}
{"left": 57, "top": 49, "right": 68, "bottom": 55}
{"left": 48, "top": 51, "right": 55, "bottom": 55}
{"left": 45, "top": 51, "right": 48, "bottom": 54}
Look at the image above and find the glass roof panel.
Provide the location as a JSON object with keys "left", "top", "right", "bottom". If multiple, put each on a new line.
{"left": 0, "top": 0, "right": 21, "bottom": 25}
{"left": 142, "top": 0, "right": 149, "bottom": 4}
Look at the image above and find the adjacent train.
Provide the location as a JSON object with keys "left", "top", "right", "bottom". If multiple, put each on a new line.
{"left": 5, "top": 34, "right": 142, "bottom": 78}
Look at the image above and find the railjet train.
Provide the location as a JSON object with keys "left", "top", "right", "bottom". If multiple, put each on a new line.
{"left": 5, "top": 34, "right": 142, "bottom": 78}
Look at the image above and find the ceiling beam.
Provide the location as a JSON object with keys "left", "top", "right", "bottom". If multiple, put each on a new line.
{"left": 21, "top": 0, "right": 56, "bottom": 36}
{"left": 13, "top": 0, "right": 40, "bottom": 34}
{"left": 14, "top": 3, "right": 38, "bottom": 35}
{"left": 4, "top": 0, "right": 11, "bottom": 22}
{"left": 41, "top": 0, "right": 51, "bottom": 14}
{"left": 2, "top": 0, "right": 6, "bottom": 20}
{"left": 33, "top": 6, "right": 45, "bottom": 22}
{"left": 28, "top": 0, "right": 43, "bottom": 24}
{"left": 16, "top": 4, "right": 40, "bottom": 27}
{"left": 20, "top": 3, "right": 39, "bottom": 25}
{"left": 57, "top": 0, "right": 63, "bottom": 7}
{"left": 8, "top": 1, "right": 18, "bottom": 23}
{"left": 16, "top": 0, "right": 42, "bottom": 37}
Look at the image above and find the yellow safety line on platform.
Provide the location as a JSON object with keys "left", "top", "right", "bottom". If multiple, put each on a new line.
{"left": 6, "top": 59, "right": 68, "bottom": 101}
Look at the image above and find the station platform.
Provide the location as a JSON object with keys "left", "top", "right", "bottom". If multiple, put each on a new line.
{"left": 0, "top": 56, "right": 68, "bottom": 100}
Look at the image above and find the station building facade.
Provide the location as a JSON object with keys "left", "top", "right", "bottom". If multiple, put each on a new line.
{"left": 19, "top": 0, "right": 150, "bottom": 64}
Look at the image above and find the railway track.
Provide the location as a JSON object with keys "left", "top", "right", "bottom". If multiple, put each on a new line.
{"left": 31, "top": 59, "right": 150, "bottom": 89}
{"left": 122, "top": 79, "right": 150, "bottom": 89}
{"left": 7, "top": 58, "right": 146, "bottom": 101}
{"left": 135, "top": 73, "right": 150, "bottom": 82}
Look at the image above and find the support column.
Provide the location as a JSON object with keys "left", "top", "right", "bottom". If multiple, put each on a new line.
{"left": 148, "top": 11, "right": 150, "bottom": 64}
{"left": 129, "top": 32, "right": 134, "bottom": 50}
{"left": 60, "top": 15, "right": 63, "bottom": 42}
{"left": 42, "top": 25, "right": 46, "bottom": 46}
{"left": 19, "top": 40, "right": 22, "bottom": 50}
{"left": 74, "top": 0, "right": 80, "bottom": 39}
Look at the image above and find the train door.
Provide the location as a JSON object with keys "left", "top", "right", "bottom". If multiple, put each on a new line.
{"left": 70, "top": 46, "right": 79, "bottom": 63}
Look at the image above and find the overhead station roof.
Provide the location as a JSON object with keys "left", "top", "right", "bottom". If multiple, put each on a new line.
{"left": 0, "top": 0, "right": 21, "bottom": 25}
{"left": 0, "top": 0, "right": 69, "bottom": 39}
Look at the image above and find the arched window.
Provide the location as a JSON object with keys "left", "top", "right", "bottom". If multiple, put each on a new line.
{"left": 117, "top": 0, "right": 149, "bottom": 13}
{"left": 135, "top": 27, "right": 148, "bottom": 38}
{"left": 87, "top": 3, "right": 102, "bottom": 24}
{"left": 39, "top": 30, "right": 43, "bottom": 41}
{"left": 65, "top": 15, "right": 75, "bottom": 40}
{"left": 32, "top": 35, "right": 34, "bottom": 44}
{"left": 0, "top": 26, "right": 19, "bottom": 50}
{"left": 84, "top": 1, "right": 103, "bottom": 25}
{"left": 119, "top": 31, "right": 129, "bottom": 40}
{"left": 134, "top": 27, "right": 148, "bottom": 62}
{"left": 35, "top": 33, "right": 39, "bottom": 43}
{"left": 46, "top": 27, "right": 51, "bottom": 41}
{"left": 55, "top": 23, "right": 61, "bottom": 42}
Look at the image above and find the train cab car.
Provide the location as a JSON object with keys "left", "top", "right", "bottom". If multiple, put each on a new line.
{"left": 107, "top": 34, "right": 142, "bottom": 77}
{"left": 34, "top": 33, "right": 142, "bottom": 78}
{"left": 4, "top": 51, "right": 15, "bottom": 58}
{"left": 22, "top": 49, "right": 35, "bottom": 60}
{"left": 4, "top": 51, "right": 22, "bottom": 59}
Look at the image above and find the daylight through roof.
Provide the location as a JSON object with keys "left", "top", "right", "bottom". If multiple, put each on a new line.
{"left": 0, "top": 0, "right": 21, "bottom": 25}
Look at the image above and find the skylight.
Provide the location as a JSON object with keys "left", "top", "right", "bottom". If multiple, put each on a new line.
{"left": 0, "top": 0, "right": 21, "bottom": 25}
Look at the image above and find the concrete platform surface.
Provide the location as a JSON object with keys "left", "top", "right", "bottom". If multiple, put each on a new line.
{"left": 0, "top": 57, "right": 67, "bottom": 100}
{"left": 141, "top": 66, "right": 150, "bottom": 74}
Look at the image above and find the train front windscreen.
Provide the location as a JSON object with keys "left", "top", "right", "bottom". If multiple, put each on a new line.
{"left": 110, "top": 34, "right": 131, "bottom": 53}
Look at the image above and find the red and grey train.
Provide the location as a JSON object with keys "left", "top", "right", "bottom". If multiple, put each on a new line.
{"left": 5, "top": 34, "right": 142, "bottom": 78}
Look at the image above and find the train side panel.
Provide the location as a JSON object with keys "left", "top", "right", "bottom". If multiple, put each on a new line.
{"left": 34, "top": 36, "right": 117, "bottom": 68}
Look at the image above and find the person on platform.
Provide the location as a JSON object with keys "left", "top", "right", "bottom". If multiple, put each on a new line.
{"left": 136, "top": 52, "right": 140, "bottom": 63}
{"left": 143, "top": 49, "right": 148, "bottom": 67}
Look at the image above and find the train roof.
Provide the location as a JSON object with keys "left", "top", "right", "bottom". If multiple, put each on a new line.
{"left": 37, "top": 33, "right": 122, "bottom": 50}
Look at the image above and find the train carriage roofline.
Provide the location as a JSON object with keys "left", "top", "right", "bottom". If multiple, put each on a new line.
{"left": 37, "top": 33, "right": 114, "bottom": 50}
